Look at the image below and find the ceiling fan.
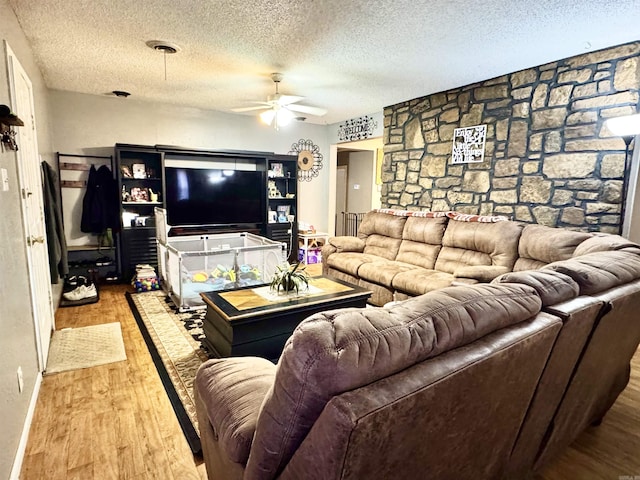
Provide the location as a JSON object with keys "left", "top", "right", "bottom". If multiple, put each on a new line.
{"left": 232, "top": 73, "right": 327, "bottom": 129}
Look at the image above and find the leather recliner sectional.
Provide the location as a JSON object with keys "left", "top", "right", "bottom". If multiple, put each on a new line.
{"left": 194, "top": 210, "right": 640, "bottom": 479}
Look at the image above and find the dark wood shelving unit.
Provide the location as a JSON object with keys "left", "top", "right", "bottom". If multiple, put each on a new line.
{"left": 114, "top": 144, "right": 299, "bottom": 279}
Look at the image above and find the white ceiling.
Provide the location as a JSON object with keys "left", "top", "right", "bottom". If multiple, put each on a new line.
{"left": 9, "top": 0, "right": 640, "bottom": 125}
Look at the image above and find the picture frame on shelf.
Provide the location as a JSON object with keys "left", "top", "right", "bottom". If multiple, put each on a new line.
{"left": 271, "top": 163, "right": 284, "bottom": 177}
{"left": 130, "top": 187, "right": 148, "bottom": 202}
{"left": 132, "top": 163, "right": 147, "bottom": 179}
{"left": 277, "top": 205, "right": 290, "bottom": 223}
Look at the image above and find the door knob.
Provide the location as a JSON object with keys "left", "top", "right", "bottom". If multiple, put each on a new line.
{"left": 27, "top": 236, "right": 44, "bottom": 245}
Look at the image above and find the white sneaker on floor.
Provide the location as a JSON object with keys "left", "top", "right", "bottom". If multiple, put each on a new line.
{"left": 63, "top": 284, "right": 97, "bottom": 301}
{"left": 85, "top": 283, "right": 97, "bottom": 298}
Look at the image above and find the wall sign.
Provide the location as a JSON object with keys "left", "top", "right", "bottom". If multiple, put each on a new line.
{"left": 451, "top": 124, "right": 487, "bottom": 164}
{"left": 337, "top": 116, "right": 378, "bottom": 142}
{"left": 288, "top": 139, "right": 323, "bottom": 182}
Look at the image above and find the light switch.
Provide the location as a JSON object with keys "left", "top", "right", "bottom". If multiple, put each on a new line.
{"left": 1, "top": 168, "right": 9, "bottom": 191}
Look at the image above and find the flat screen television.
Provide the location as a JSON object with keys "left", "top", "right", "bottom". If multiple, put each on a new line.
{"left": 165, "top": 167, "right": 264, "bottom": 227}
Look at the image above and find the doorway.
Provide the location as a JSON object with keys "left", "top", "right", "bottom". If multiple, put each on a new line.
{"left": 334, "top": 137, "right": 383, "bottom": 235}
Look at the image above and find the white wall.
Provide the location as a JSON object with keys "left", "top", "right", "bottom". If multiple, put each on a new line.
{"left": 49, "top": 90, "right": 332, "bottom": 232}
{"left": 0, "top": 0, "right": 54, "bottom": 477}
{"left": 345, "top": 150, "right": 375, "bottom": 213}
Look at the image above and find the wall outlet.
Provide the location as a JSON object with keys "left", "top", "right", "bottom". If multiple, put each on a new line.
{"left": 17, "top": 366, "right": 24, "bottom": 393}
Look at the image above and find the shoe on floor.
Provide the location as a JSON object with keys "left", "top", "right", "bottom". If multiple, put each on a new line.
{"left": 105, "top": 271, "right": 119, "bottom": 281}
{"left": 95, "top": 256, "right": 113, "bottom": 266}
{"left": 63, "top": 284, "right": 97, "bottom": 301}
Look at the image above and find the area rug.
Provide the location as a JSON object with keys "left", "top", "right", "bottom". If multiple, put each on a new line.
{"left": 126, "top": 290, "right": 209, "bottom": 454}
{"left": 45, "top": 322, "right": 126, "bottom": 375}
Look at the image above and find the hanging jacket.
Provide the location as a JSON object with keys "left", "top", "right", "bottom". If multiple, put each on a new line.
{"left": 81, "top": 165, "right": 120, "bottom": 234}
{"left": 41, "top": 161, "right": 69, "bottom": 282}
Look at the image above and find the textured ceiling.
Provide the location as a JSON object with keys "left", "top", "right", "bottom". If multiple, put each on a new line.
{"left": 8, "top": 0, "right": 640, "bottom": 125}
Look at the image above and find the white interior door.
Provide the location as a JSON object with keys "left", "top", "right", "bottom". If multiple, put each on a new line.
{"left": 6, "top": 42, "right": 54, "bottom": 370}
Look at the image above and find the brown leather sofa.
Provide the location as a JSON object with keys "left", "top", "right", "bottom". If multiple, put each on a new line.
{"left": 321, "top": 209, "right": 593, "bottom": 306}
{"left": 195, "top": 211, "right": 640, "bottom": 480}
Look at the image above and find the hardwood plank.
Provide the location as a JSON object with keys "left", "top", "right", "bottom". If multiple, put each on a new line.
{"left": 21, "top": 284, "right": 205, "bottom": 479}
{"left": 19, "top": 282, "right": 640, "bottom": 479}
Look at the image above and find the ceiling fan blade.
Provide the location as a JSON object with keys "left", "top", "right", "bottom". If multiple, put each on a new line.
{"left": 275, "top": 94, "right": 304, "bottom": 106}
{"left": 286, "top": 104, "right": 328, "bottom": 116}
{"left": 231, "top": 105, "right": 270, "bottom": 112}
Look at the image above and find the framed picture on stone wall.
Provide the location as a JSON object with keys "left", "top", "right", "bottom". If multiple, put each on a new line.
{"left": 451, "top": 124, "right": 487, "bottom": 164}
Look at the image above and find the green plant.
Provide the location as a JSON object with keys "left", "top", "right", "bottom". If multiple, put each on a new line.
{"left": 270, "top": 262, "right": 310, "bottom": 295}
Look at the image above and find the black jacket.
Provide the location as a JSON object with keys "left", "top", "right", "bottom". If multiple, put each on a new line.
{"left": 81, "top": 165, "right": 120, "bottom": 234}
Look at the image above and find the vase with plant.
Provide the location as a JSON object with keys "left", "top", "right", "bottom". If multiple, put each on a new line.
{"left": 270, "top": 262, "right": 310, "bottom": 295}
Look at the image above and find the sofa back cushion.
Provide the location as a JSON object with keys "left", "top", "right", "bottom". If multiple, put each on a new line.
{"left": 543, "top": 250, "right": 640, "bottom": 295}
{"left": 396, "top": 216, "right": 448, "bottom": 269}
{"left": 514, "top": 224, "right": 591, "bottom": 271}
{"left": 244, "top": 283, "right": 542, "bottom": 480}
{"left": 572, "top": 233, "right": 640, "bottom": 256}
{"left": 434, "top": 218, "right": 523, "bottom": 274}
{"left": 357, "top": 211, "right": 407, "bottom": 260}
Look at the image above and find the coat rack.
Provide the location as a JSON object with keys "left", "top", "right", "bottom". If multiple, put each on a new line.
{"left": 0, "top": 104, "right": 24, "bottom": 151}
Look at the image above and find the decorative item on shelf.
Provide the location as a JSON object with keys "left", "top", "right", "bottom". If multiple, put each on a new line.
{"left": 268, "top": 180, "right": 282, "bottom": 198}
{"left": 277, "top": 205, "right": 290, "bottom": 223}
{"left": 268, "top": 210, "right": 277, "bottom": 223}
{"left": 120, "top": 165, "right": 133, "bottom": 178}
{"left": 0, "top": 104, "right": 24, "bottom": 151}
{"left": 288, "top": 139, "right": 323, "bottom": 181}
{"left": 130, "top": 187, "right": 148, "bottom": 202}
{"left": 270, "top": 262, "right": 309, "bottom": 295}
{"left": 271, "top": 163, "right": 284, "bottom": 177}
{"left": 132, "top": 163, "right": 147, "bottom": 179}
{"left": 149, "top": 188, "right": 159, "bottom": 202}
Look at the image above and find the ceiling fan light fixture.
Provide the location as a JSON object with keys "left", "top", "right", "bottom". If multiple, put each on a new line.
{"left": 276, "top": 107, "right": 294, "bottom": 127}
{"left": 260, "top": 109, "right": 276, "bottom": 126}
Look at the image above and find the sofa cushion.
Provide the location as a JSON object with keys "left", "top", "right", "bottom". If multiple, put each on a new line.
{"left": 195, "top": 357, "right": 277, "bottom": 464}
{"left": 572, "top": 233, "right": 640, "bottom": 256}
{"left": 396, "top": 216, "right": 448, "bottom": 269}
{"left": 543, "top": 250, "right": 640, "bottom": 295}
{"left": 513, "top": 224, "right": 591, "bottom": 272}
{"left": 326, "top": 252, "right": 380, "bottom": 276}
{"left": 392, "top": 269, "right": 460, "bottom": 295}
{"left": 358, "top": 211, "right": 408, "bottom": 260}
{"left": 357, "top": 260, "right": 421, "bottom": 286}
{"left": 493, "top": 269, "right": 580, "bottom": 306}
{"left": 435, "top": 219, "right": 523, "bottom": 274}
{"left": 245, "top": 283, "right": 543, "bottom": 480}
{"left": 324, "top": 235, "right": 365, "bottom": 253}
{"left": 454, "top": 265, "right": 511, "bottom": 282}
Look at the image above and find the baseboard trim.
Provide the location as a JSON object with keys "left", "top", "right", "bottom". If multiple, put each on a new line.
{"left": 10, "top": 371, "right": 42, "bottom": 480}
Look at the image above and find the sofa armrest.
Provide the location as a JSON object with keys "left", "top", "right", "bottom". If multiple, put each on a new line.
{"left": 454, "top": 265, "right": 511, "bottom": 283}
{"left": 327, "top": 236, "right": 365, "bottom": 253}
{"left": 195, "top": 357, "right": 276, "bottom": 464}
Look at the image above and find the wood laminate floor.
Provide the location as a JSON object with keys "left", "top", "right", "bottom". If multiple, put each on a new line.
{"left": 20, "top": 268, "right": 640, "bottom": 479}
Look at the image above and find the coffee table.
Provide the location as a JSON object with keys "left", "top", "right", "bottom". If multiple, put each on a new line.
{"left": 200, "top": 275, "right": 371, "bottom": 360}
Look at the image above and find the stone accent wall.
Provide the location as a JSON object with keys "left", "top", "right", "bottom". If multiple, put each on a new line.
{"left": 382, "top": 42, "right": 640, "bottom": 232}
